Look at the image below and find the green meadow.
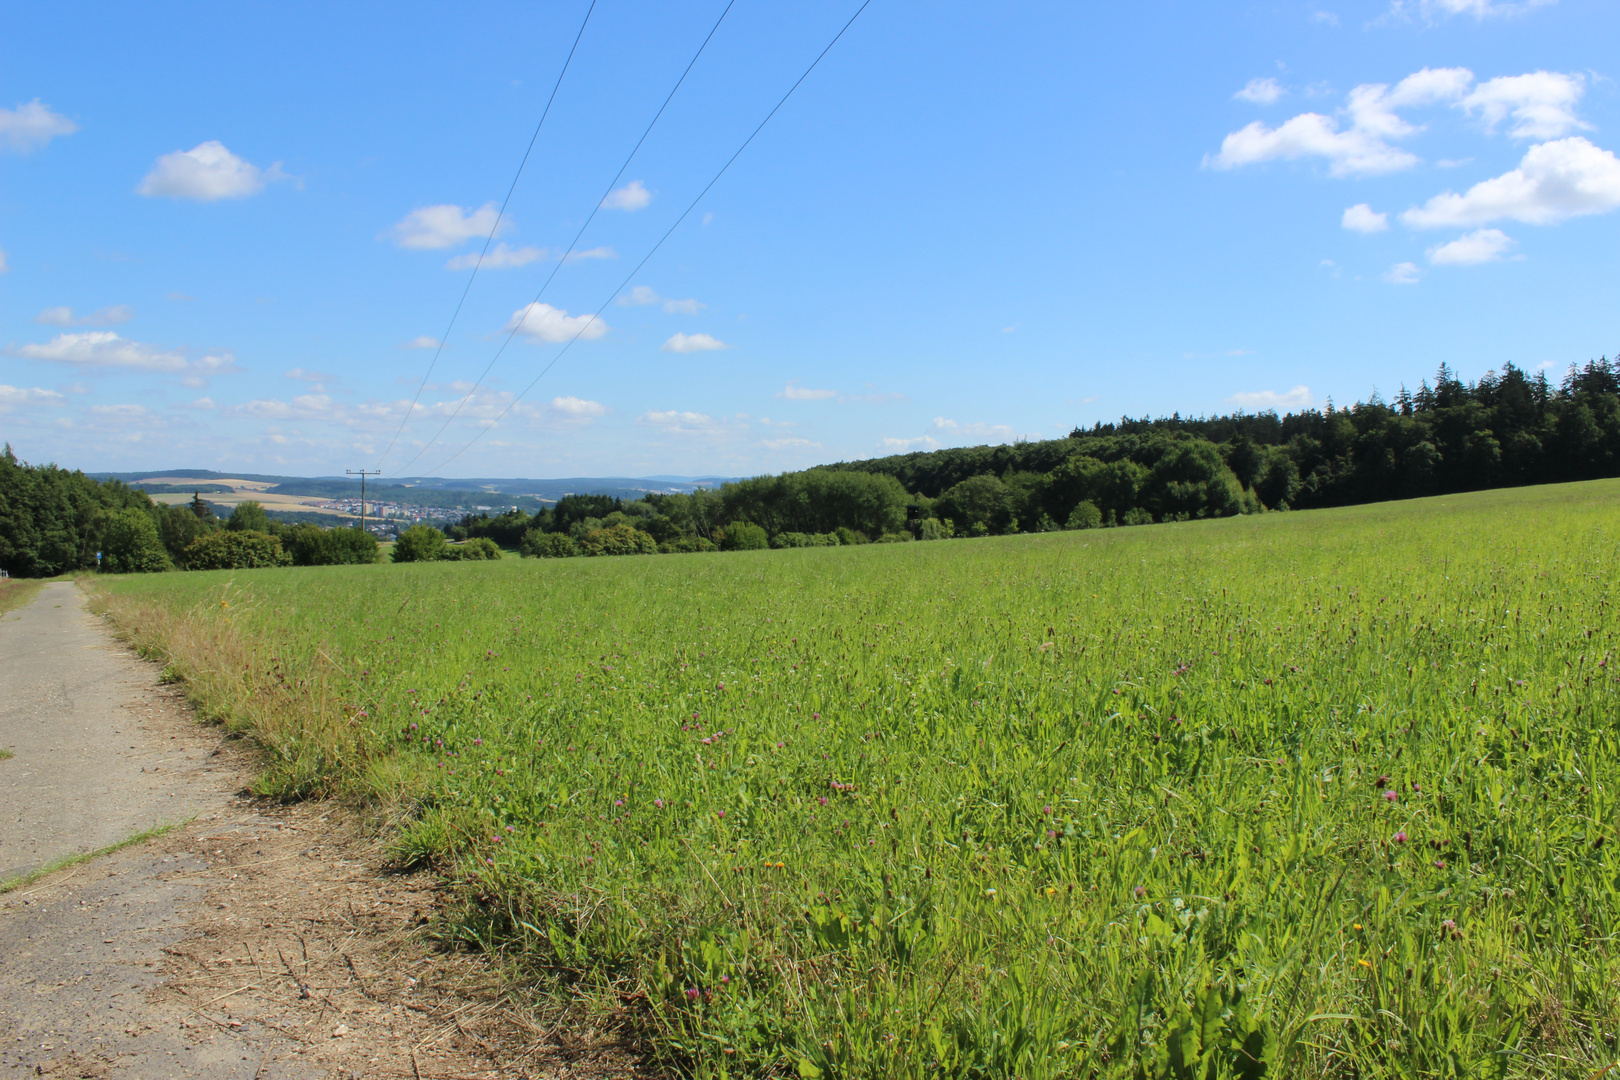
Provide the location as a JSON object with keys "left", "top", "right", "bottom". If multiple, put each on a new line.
{"left": 97, "top": 480, "right": 1620, "bottom": 1079}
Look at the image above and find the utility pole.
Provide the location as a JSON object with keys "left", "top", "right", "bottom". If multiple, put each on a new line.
{"left": 347, "top": 469, "right": 381, "bottom": 534}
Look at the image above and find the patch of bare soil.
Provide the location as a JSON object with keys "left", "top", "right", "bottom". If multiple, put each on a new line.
{"left": 144, "top": 795, "right": 647, "bottom": 1080}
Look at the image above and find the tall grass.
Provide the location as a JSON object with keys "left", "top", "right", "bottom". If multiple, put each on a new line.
{"left": 96, "top": 480, "right": 1620, "bottom": 1078}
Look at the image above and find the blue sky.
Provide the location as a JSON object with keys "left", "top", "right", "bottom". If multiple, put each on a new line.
{"left": 3, "top": 0, "right": 1618, "bottom": 479}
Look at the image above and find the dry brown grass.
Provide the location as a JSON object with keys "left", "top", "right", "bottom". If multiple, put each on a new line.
{"left": 0, "top": 576, "right": 46, "bottom": 614}
{"left": 89, "top": 581, "right": 369, "bottom": 800}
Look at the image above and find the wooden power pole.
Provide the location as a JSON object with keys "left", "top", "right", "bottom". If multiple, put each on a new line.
{"left": 347, "top": 469, "right": 381, "bottom": 533}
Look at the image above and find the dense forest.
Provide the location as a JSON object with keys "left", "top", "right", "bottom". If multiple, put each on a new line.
{"left": 442, "top": 358, "right": 1620, "bottom": 558}
{"left": 0, "top": 446, "right": 377, "bottom": 576}
{"left": 5, "top": 357, "right": 1617, "bottom": 574}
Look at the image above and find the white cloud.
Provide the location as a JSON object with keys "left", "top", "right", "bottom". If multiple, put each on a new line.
{"left": 89, "top": 403, "right": 151, "bottom": 418}
{"left": 445, "top": 242, "right": 546, "bottom": 270}
{"left": 1428, "top": 227, "right": 1516, "bottom": 264}
{"left": 137, "top": 141, "right": 279, "bottom": 201}
{"left": 1401, "top": 137, "right": 1620, "bottom": 228}
{"left": 617, "top": 284, "right": 705, "bottom": 313}
{"left": 1349, "top": 68, "right": 1474, "bottom": 138}
{"left": 1207, "top": 113, "right": 1419, "bottom": 176}
{"left": 1462, "top": 72, "right": 1586, "bottom": 140}
{"left": 10, "top": 331, "right": 239, "bottom": 376}
{"left": 601, "top": 180, "right": 651, "bottom": 211}
{"left": 1225, "top": 386, "right": 1314, "bottom": 411}
{"left": 0, "top": 384, "right": 67, "bottom": 411}
{"left": 400, "top": 336, "right": 439, "bottom": 350}
{"left": 33, "top": 304, "right": 135, "bottom": 327}
{"left": 932, "top": 417, "right": 1016, "bottom": 442}
{"left": 880, "top": 435, "right": 941, "bottom": 451}
{"left": 0, "top": 99, "right": 77, "bottom": 152}
{"left": 1235, "top": 78, "right": 1284, "bottom": 105}
{"left": 284, "top": 367, "right": 337, "bottom": 391}
{"left": 548, "top": 396, "right": 608, "bottom": 419}
{"left": 1206, "top": 67, "right": 1497, "bottom": 177}
{"left": 185, "top": 397, "right": 216, "bottom": 410}
{"left": 388, "top": 203, "right": 504, "bottom": 249}
{"left": 563, "top": 246, "right": 616, "bottom": 262}
{"left": 637, "top": 409, "right": 731, "bottom": 437}
{"left": 1392, "top": 0, "right": 1556, "bottom": 20}
{"left": 777, "top": 382, "right": 837, "bottom": 401}
{"left": 661, "top": 332, "right": 729, "bottom": 353}
{"left": 1342, "top": 203, "right": 1390, "bottom": 232}
{"left": 1384, "top": 261, "right": 1423, "bottom": 284}
{"left": 506, "top": 302, "right": 607, "bottom": 344}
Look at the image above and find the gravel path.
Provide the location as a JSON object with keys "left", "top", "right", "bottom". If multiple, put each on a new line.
{"left": 0, "top": 580, "right": 226, "bottom": 882}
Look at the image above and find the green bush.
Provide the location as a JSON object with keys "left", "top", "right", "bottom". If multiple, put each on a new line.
{"left": 875, "top": 531, "right": 913, "bottom": 543}
{"left": 917, "top": 517, "right": 951, "bottom": 541}
{"left": 721, "top": 522, "right": 769, "bottom": 551}
{"left": 1065, "top": 500, "right": 1102, "bottom": 530}
{"left": 579, "top": 523, "right": 657, "bottom": 557}
{"left": 769, "top": 531, "right": 838, "bottom": 548}
{"left": 834, "top": 526, "right": 868, "bottom": 546}
{"left": 520, "top": 530, "right": 581, "bottom": 558}
{"left": 182, "top": 530, "right": 291, "bottom": 570}
{"left": 102, "top": 509, "right": 171, "bottom": 573}
{"left": 1122, "top": 506, "right": 1154, "bottom": 526}
{"left": 285, "top": 525, "right": 379, "bottom": 566}
{"left": 392, "top": 525, "right": 447, "bottom": 563}
{"left": 657, "top": 535, "right": 718, "bottom": 554}
{"left": 443, "top": 537, "right": 502, "bottom": 561}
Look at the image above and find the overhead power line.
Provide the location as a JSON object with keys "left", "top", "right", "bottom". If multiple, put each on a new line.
{"left": 376, "top": 0, "right": 598, "bottom": 472}
{"left": 390, "top": 0, "right": 739, "bottom": 478}
{"left": 419, "top": 0, "right": 873, "bottom": 478}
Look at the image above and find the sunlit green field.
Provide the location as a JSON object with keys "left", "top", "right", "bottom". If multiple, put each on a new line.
{"left": 100, "top": 481, "right": 1620, "bottom": 1079}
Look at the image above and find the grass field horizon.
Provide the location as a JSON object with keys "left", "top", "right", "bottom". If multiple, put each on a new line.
{"left": 94, "top": 479, "right": 1620, "bottom": 1079}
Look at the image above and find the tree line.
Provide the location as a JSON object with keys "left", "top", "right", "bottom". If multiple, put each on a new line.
{"left": 6, "top": 356, "right": 1615, "bottom": 574}
{"left": 0, "top": 446, "right": 377, "bottom": 576}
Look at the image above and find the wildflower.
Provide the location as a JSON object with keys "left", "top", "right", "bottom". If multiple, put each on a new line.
{"left": 410, "top": 723, "right": 418, "bottom": 730}
{"left": 1442, "top": 919, "right": 1456, "bottom": 932}
{"left": 1133, "top": 885, "right": 1146, "bottom": 899}
{"left": 1376, "top": 775, "right": 1390, "bottom": 788}
{"left": 1042, "top": 805, "right": 1052, "bottom": 815}
{"left": 1393, "top": 831, "right": 1408, "bottom": 844}
{"left": 1383, "top": 791, "right": 1398, "bottom": 802}
{"left": 818, "top": 797, "right": 828, "bottom": 806}
{"left": 473, "top": 738, "right": 482, "bottom": 746}
{"left": 685, "top": 988, "right": 700, "bottom": 1000}
{"left": 505, "top": 825, "right": 514, "bottom": 833}
{"left": 655, "top": 799, "right": 665, "bottom": 809}
{"left": 614, "top": 799, "right": 624, "bottom": 807}
{"left": 1434, "top": 859, "right": 1445, "bottom": 869}
{"left": 717, "top": 810, "right": 725, "bottom": 819}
